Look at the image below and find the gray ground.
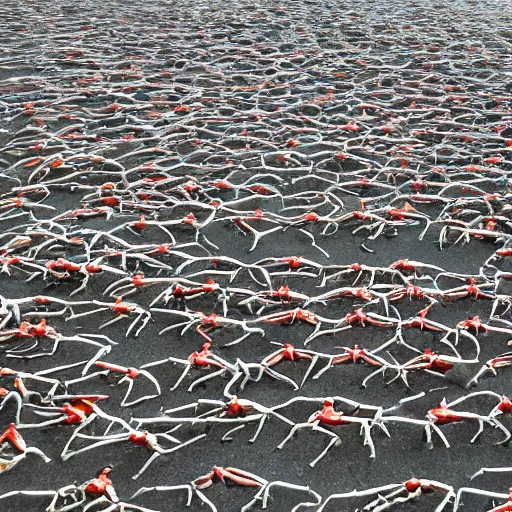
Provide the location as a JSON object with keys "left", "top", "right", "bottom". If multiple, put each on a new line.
{"left": 1, "top": 0, "right": 512, "bottom": 510}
